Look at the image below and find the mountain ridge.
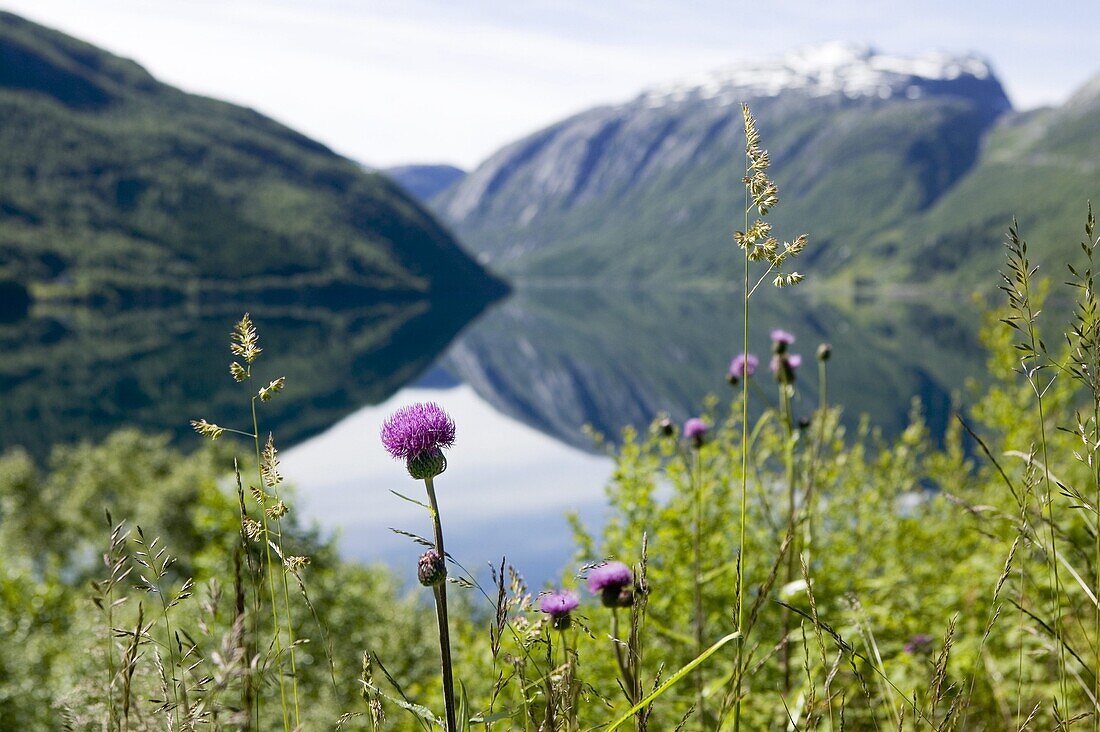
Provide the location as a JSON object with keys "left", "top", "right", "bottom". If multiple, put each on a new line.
{"left": 429, "top": 44, "right": 1099, "bottom": 288}
{"left": 433, "top": 44, "right": 1014, "bottom": 285}
{"left": 0, "top": 11, "right": 505, "bottom": 305}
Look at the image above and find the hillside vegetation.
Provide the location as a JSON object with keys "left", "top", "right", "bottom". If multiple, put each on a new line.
{"left": 0, "top": 12, "right": 502, "bottom": 303}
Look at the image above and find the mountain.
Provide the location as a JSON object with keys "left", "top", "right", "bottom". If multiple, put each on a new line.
{"left": 433, "top": 43, "right": 1019, "bottom": 285}
{"left": 0, "top": 12, "right": 503, "bottom": 304}
{"left": 386, "top": 164, "right": 466, "bottom": 203}
{"left": 882, "top": 72, "right": 1100, "bottom": 285}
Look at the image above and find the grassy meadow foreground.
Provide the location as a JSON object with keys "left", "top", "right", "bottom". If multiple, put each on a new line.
{"left": 1, "top": 107, "right": 1099, "bottom": 732}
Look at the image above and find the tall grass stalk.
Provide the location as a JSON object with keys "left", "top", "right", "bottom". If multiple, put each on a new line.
{"left": 731, "top": 101, "right": 808, "bottom": 731}
{"left": 250, "top": 402, "right": 292, "bottom": 732}
{"left": 733, "top": 110, "right": 751, "bottom": 732}
{"left": 193, "top": 313, "right": 305, "bottom": 730}
{"left": 1002, "top": 224, "right": 1070, "bottom": 720}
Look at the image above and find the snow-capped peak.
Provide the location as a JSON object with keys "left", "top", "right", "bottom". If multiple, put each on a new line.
{"left": 639, "top": 42, "right": 997, "bottom": 108}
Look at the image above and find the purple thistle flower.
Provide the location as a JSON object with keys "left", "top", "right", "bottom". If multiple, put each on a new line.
{"left": 587, "top": 561, "right": 632, "bottom": 593}
{"left": 787, "top": 354, "right": 802, "bottom": 369}
{"left": 683, "top": 417, "right": 708, "bottom": 448}
{"left": 771, "top": 329, "right": 795, "bottom": 345}
{"left": 683, "top": 418, "right": 707, "bottom": 439}
{"left": 540, "top": 589, "right": 580, "bottom": 615}
{"left": 540, "top": 589, "right": 580, "bottom": 629}
{"left": 728, "top": 353, "right": 759, "bottom": 382}
{"left": 588, "top": 561, "right": 634, "bottom": 608}
{"left": 381, "top": 402, "right": 456, "bottom": 461}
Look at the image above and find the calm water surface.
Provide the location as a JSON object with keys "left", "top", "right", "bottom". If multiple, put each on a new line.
{"left": 0, "top": 287, "right": 984, "bottom": 584}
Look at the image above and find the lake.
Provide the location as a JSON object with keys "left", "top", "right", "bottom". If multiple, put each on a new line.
{"left": 0, "top": 286, "right": 984, "bottom": 584}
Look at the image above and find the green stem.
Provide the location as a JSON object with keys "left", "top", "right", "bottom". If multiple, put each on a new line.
{"left": 779, "top": 383, "right": 797, "bottom": 694}
{"left": 545, "top": 628, "right": 556, "bottom": 731}
{"left": 106, "top": 569, "right": 117, "bottom": 731}
{"left": 612, "top": 609, "right": 636, "bottom": 704}
{"left": 252, "top": 396, "right": 290, "bottom": 732}
{"left": 733, "top": 154, "right": 750, "bottom": 732}
{"left": 608, "top": 632, "right": 742, "bottom": 732}
{"left": 690, "top": 447, "right": 706, "bottom": 719}
{"left": 1022, "top": 284, "right": 1068, "bottom": 722}
{"left": 266, "top": 487, "right": 301, "bottom": 726}
{"left": 160, "top": 589, "right": 181, "bottom": 730}
{"left": 424, "top": 477, "right": 458, "bottom": 732}
{"left": 1093, "top": 383, "right": 1099, "bottom": 732}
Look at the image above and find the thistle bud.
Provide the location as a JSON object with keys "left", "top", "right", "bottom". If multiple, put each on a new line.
{"left": 817, "top": 343, "right": 832, "bottom": 362}
{"left": 656, "top": 416, "right": 675, "bottom": 437}
{"left": 417, "top": 549, "right": 446, "bottom": 587}
{"left": 407, "top": 448, "right": 447, "bottom": 480}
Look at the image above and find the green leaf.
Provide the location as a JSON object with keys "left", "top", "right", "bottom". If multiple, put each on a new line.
{"left": 605, "top": 631, "right": 741, "bottom": 731}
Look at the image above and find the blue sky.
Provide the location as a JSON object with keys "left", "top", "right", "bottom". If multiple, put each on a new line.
{"left": 3, "top": 0, "right": 1098, "bottom": 168}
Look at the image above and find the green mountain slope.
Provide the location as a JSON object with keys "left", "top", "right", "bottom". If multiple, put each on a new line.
{"left": 882, "top": 75, "right": 1100, "bottom": 285}
{"left": 0, "top": 12, "right": 503, "bottom": 303}
{"left": 433, "top": 44, "right": 1012, "bottom": 286}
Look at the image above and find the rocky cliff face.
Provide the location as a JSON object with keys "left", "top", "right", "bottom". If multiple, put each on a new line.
{"left": 434, "top": 43, "right": 1012, "bottom": 284}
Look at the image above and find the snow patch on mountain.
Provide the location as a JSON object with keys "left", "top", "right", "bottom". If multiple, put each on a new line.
{"left": 639, "top": 42, "right": 996, "bottom": 108}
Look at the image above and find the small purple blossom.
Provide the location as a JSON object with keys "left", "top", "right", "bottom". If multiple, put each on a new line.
{"left": 588, "top": 561, "right": 634, "bottom": 607}
{"left": 771, "top": 329, "right": 795, "bottom": 346}
{"left": 728, "top": 353, "right": 759, "bottom": 380}
{"left": 381, "top": 402, "right": 456, "bottom": 461}
{"left": 787, "top": 354, "right": 802, "bottom": 369}
{"left": 683, "top": 418, "right": 708, "bottom": 440}
{"left": 540, "top": 589, "right": 580, "bottom": 628}
{"left": 540, "top": 590, "right": 580, "bottom": 616}
{"left": 904, "top": 634, "right": 935, "bottom": 655}
{"left": 587, "top": 561, "right": 633, "bottom": 593}
{"left": 683, "top": 418, "right": 708, "bottom": 448}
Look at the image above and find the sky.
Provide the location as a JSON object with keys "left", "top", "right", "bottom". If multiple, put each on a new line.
{"left": 3, "top": 0, "right": 1099, "bottom": 169}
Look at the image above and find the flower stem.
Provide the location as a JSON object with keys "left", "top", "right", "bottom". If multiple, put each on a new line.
{"left": 690, "top": 447, "right": 706, "bottom": 718}
{"left": 424, "top": 476, "right": 458, "bottom": 732}
{"left": 611, "top": 608, "right": 636, "bottom": 704}
{"left": 779, "top": 383, "right": 796, "bottom": 694}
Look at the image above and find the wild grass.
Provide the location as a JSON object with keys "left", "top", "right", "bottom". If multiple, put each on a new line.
{"left": 0, "top": 105, "right": 1098, "bottom": 730}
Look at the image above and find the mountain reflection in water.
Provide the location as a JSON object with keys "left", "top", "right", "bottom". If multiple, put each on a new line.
{"left": 446, "top": 286, "right": 981, "bottom": 450}
{"left": 1, "top": 287, "right": 984, "bottom": 582}
{"left": 0, "top": 297, "right": 482, "bottom": 459}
